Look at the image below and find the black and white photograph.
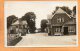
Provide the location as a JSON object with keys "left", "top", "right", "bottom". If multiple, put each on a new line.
{"left": 4, "top": 1, "right": 78, "bottom": 47}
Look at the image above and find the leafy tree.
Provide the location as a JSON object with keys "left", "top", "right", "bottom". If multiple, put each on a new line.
{"left": 52, "top": 6, "right": 59, "bottom": 14}
{"left": 41, "top": 19, "right": 48, "bottom": 32}
{"left": 7, "top": 15, "right": 18, "bottom": 28}
{"left": 73, "top": 6, "right": 76, "bottom": 15}
{"left": 61, "top": 6, "right": 72, "bottom": 15}
{"left": 21, "top": 12, "right": 36, "bottom": 33}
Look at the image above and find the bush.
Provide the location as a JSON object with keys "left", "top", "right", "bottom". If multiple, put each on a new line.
{"left": 7, "top": 37, "right": 22, "bottom": 46}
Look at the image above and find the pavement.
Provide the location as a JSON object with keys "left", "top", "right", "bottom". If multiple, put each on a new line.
{"left": 15, "top": 33, "right": 77, "bottom": 47}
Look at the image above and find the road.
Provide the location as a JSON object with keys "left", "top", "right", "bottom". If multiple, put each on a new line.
{"left": 15, "top": 33, "right": 77, "bottom": 47}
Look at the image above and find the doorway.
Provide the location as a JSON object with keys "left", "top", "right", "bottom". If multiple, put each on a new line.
{"left": 64, "top": 27, "right": 68, "bottom": 35}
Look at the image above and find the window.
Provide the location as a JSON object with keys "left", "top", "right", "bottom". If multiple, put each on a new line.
{"left": 61, "top": 18, "right": 64, "bottom": 22}
{"left": 68, "top": 26, "right": 75, "bottom": 32}
{"left": 57, "top": 18, "right": 61, "bottom": 23}
{"left": 55, "top": 27, "right": 61, "bottom": 32}
{"left": 57, "top": 18, "right": 64, "bottom": 23}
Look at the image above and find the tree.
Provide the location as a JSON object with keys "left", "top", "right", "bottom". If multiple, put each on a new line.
{"left": 21, "top": 12, "right": 36, "bottom": 33}
{"left": 7, "top": 15, "right": 18, "bottom": 28}
{"left": 52, "top": 6, "right": 72, "bottom": 15}
{"left": 61, "top": 6, "right": 72, "bottom": 15}
{"left": 41, "top": 19, "right": 48, "bottom": 32}
{"left": 73, "top": 6, "right": 76, "bottom": 15}
{"left": 52, "top": 6, "right": 59, "bottom": 14}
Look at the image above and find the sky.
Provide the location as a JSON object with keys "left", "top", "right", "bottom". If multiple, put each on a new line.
{"left": 4, "top": 1, "right": 77, "bottom": 28}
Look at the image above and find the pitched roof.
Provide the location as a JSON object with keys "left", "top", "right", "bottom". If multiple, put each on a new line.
{"left": 56, "top": 8, "right": 66, "bottom": 14}
{"left": 65, "top": 18, "right": 76, "bottom": 25}
{"left": 12, "top": 20, "right": 19, "bottom": 25}
{"left": 12, "top": 20, "right": 28, "bottom": 26}
{"left": 50, "top": 8, "right": 71, "bottom": 19}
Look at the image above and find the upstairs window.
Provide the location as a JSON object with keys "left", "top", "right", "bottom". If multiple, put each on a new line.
{"left": 57, "top": 18, "right": 64, "bottom": 23}
{"left": 57, "top": 18, "right": 61, "bottom": 23}
{"left": 61, "top": 18, "right": 64, "bottom": 22}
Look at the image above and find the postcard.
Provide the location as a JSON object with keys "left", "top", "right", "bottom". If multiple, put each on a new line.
{"left": 0, "top": 0, "right": 80, "bottom": 51}
{"left": 4, "top": 1, "right": 78, "bottom": 47}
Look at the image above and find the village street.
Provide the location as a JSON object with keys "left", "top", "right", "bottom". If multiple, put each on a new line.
{"left": 15, "top": 33, "right": 77, "bottom": 47}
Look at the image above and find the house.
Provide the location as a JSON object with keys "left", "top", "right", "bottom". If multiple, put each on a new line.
{"left": 7, "top": 20, "right": 21, "bottom": 46}
{"left": 7, "top": 19, "right": 28, "bottom": 45}
{"left": 8, "top": 20, "right": 28, "bottom": 36}
{"left": 47, "top": 8, "right": 76, "bottom": 36}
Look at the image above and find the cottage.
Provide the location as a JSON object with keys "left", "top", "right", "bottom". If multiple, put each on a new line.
{"left": 47, "top": 8, "right": 76, "bottom": 36}
{"left": 8, "top": 20, "right": 28, "bottom": 36}
{"left": 7, "top": 20, "right": 21, "bottom": 44}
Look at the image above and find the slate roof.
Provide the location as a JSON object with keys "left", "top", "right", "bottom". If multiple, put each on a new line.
{"left": 49, "top": 8, "right": 71, "bottom": 19}
{"left": 12, "top": 20, "right": 19, "bottom": 25}
{"left": 12, "top": 20, "right": 27, "bottom": 25}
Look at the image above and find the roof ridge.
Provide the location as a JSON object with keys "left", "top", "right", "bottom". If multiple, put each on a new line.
{"left": 56, "top": 8, "right": 66, "bottom": 14}
{"left": 51, "top": 8, "right": 71, "bottom": 19}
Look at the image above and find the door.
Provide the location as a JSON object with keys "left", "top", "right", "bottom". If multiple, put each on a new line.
{"left": 64, "top": 27, "right": 68, "bottom": 35}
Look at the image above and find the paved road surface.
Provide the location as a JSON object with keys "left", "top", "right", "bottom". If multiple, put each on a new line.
{"left": 15, "top": 33, "right": 77, "bottom": 47}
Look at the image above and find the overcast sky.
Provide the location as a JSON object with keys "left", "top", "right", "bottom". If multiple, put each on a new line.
{"left": 4, "top": 1, "right": 77, "bottom": 28}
